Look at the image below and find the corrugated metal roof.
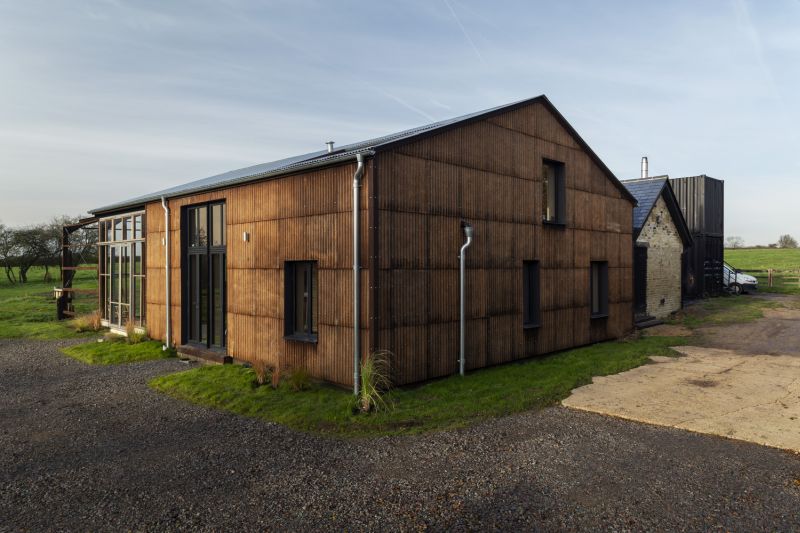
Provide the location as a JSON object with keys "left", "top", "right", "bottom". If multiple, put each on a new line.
{"left": 621, "top": 176, "right": 669, "bottom": 230}
{"left": 91, "top": 95, "right": 636, "bottom": 214}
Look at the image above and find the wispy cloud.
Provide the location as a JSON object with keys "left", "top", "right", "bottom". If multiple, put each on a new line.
{"left": 442, "top": 0, "right": 485, "bottom": 65}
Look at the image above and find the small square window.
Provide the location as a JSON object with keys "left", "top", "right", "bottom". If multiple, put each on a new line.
{"left": 285, "top": 261, "right": 318, "bottom": 341}
{"left": 523, "top": 261, "right": 540, "bottom": 328}
{"left": 590, "top": 261, "right": 609, "bottom": 318}
{"left": 542, "top": 159, "right": 566, "bottom": 224}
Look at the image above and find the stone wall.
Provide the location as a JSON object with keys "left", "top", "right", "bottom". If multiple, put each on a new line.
{"left": 636, "top": 195, "right": 683, "bottom": 319}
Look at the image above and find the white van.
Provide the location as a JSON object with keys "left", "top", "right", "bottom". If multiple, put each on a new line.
{"left": 723, "top": 262, "right": 758, "bottom": 294}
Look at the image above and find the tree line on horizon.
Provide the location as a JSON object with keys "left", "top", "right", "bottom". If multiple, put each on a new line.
{"left": 0, "top": 217, "right": 97, "bottom": 284}
{"left": 725, "top": 234, "right": 798, "bottom": 250}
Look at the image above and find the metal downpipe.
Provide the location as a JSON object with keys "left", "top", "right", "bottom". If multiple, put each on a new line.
{"left": 160, "top": 197, "right": 172, "bottom": 350}
{"left": 459, "top": 222, "right": 473, "bottom": 376}
{"left": 352, "top": 154, "right": 366, "bottom": 395}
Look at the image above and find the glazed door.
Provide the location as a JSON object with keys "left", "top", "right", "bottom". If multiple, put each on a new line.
{"left": 185, "top": 203, "right": 226, "bottom": 349}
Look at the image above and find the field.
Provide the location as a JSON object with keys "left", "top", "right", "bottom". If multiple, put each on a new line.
{"left": 0, "top": 266, "right": 98, "bottom": 339}
{"left": 725, "top": 248, "right": 800, "bottom": 270}
{"left": 724, "top": 248, "right": 800, "bottom": 294}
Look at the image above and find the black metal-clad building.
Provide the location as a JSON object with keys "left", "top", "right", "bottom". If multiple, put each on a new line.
{"left": 669, "top": 175, "right": 724, "bottom": 298}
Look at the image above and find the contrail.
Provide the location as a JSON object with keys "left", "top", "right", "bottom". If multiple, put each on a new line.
{"left": 443, "top": 0, "right": 485, "bottom": 64}
{"left": 372, "top": 85, "right": 437, "bottom": 122}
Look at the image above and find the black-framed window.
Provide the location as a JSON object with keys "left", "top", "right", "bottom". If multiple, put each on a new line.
{"left": 285, "top": 261, "right": 318, "bottom": 341}
{"left": 542, "top": 159, "right": 566, "bottom": 224}
{"left": 523, "top": 260, "right": 540, "bottom": 328}
{"left": 590, "top": 261, "right": 609, "bottom": 318}
{"left": 184, "top": 202, "right": 226, "bottom": 349}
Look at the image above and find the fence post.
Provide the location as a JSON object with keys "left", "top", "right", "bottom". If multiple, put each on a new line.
{"left": 768, "top": 268, "right": 773, "bottom": 288}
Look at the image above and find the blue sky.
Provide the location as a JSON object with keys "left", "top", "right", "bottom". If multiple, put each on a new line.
{"left": 1, "top": 0, "right": 798, "bottom": 245}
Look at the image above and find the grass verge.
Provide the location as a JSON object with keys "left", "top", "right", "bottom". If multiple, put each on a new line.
{"left": 150, "top": 335, "right": 685, "bottom": 438}
{"left": 670, "top": 294, "right": 786, "bottom": 329}
{"left": 63, "top": 339, "right": 175, "bottom": 365}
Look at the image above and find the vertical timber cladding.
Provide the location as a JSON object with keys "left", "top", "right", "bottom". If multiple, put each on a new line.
{"left": 377, "top": 101, "right": 634, "bottom": 385}
{"left": 144, "top": 161, "right": 372, "bottom": 387}
{"left": 670, "top": 175, "right": 724, "bottom": 298}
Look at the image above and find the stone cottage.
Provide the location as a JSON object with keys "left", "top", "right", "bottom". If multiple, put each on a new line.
{"left": 622, "top": 174, "right": 692, "bottom": 321}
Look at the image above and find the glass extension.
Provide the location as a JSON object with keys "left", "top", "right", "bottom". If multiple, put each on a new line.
{"left": 98, "top": 212, "right": 146, "bottom": 330}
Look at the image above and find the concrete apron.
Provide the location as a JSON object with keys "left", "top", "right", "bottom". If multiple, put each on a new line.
{"left": 562, "top": 346, "right": 800, "bottom": 453}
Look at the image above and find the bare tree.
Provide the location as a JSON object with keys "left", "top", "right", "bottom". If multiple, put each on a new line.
{"left": 777, "top": 234, "right": 798, "bottom": 249}
{"left": 0, "top": 223, "right": 18, "bottom": 283}
{"left": 725, "top": 236, "right": 745, "bottom": 249}
{"left": 13, "top": 226, "right": 51, "bottom": 283}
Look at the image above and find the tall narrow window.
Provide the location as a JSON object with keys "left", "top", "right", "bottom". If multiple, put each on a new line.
{"left": 98, "top": 212, "right": 146, "bottom": 329}
{"left": 185, "top": 202, "right": 226, "bottom": 349}
{"left": 285, "top": 261, "right": 318, "bottom": 341}
{"left": 523, "top": 261, "right": 540, "bottom": 328}
{"left": 590, "top": 261, "right": 609, "bottom": 318}
{"left": 542, "top": 159, "right": 566, "bottom": 224}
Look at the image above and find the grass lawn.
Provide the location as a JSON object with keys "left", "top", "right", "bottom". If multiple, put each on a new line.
{"left": 63, "top": 339, "right": 175, "bottom": 365}
{"left": 0, "top": 266, "right": 99, "bottom": 339}
{"left": 151, "top": 335, "right": 685, "bottom": 438}
{"left": 725, "top": 248, "right": 800, "bottom": 271}
{"left": 724, "top": 249, "right": 800, "bottom": 295}
{"left": 670, "top": 293, "right": 795, "bottom": 329}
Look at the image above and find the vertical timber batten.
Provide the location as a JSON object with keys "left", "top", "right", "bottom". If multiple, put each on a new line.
{"left": 368, "top": 156, "right": 379, "bottom": 358}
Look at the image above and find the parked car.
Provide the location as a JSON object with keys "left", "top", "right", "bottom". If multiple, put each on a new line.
{"left": 723, "top": 262, "right": 758, "bottom": 294}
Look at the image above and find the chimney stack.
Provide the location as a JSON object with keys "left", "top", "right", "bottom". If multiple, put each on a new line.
{"left": 326, "top": 141, "right": 335, "bottom": 153}
{"left": 641, "top": 156, "right": 648, "bottom": 179}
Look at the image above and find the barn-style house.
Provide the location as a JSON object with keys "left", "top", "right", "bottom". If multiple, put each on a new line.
{"left": 89, "top": 95, "right": 637, "bottom": 388}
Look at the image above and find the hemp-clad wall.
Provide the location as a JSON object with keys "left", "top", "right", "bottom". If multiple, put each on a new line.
{"left": 99, "top": 96, "right": 635, "bottom": 388}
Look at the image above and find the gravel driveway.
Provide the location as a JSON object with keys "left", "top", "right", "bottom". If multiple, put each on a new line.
{"left": 2, "top": 338, "right": 800, "bottom": 532}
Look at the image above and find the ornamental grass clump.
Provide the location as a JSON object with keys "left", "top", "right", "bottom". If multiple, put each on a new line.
{"left": 251, "top": 360, "right": 270, "bottom": 387}
{"left": 359, "top": 350, "right": 393, "bottom": 413}
{"left": 125, "top": 320, "right": 148, "bottom": 344}
{"left": 286, "top": 367, "right": 311, "bottom": 392}
{"left": 70, "top": 310, "right": 102, "bottom": 333}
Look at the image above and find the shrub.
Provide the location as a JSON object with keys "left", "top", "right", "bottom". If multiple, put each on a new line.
{"left": 70, "top": 310, "right": 102, "bottom": 333}
{"left": 286, "top": 366, "right": 311, "bottom": 392}
{"left": 125, "top": 321, "right": 148, "bottom": 344}
{"left": 271, "top": 363, "right": 282, "bottom": 390}
{"left": 252, "top": 360, "right": 270, "bottom": 387}
{"left": 359, "top": 350, "right": 393, "bottom": 413}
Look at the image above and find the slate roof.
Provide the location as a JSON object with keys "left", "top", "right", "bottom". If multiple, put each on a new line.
{"left": 622, "top": 176, "right": 669, "bottom": 230}
{"left": 622, "top": 176, "right": 692, "bottom": 246}
{"left": 91, "top": 95, "right": 636, "bottom": 215}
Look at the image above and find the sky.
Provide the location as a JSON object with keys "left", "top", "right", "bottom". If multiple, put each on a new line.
{"left": 0, "top": 0, "right": 798, "bottom": 245}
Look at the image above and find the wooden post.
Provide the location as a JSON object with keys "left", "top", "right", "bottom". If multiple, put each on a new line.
{"left": 768, "top": 268, "right": 773, "bottom": 288}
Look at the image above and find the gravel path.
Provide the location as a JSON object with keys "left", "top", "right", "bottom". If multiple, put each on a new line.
{"left": 2, "top": 338, "right": 799, "bottom": 532}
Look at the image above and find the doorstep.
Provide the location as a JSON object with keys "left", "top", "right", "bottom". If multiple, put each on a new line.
{"left": 177, "top": 344, "right": 232, "bottom": 365}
